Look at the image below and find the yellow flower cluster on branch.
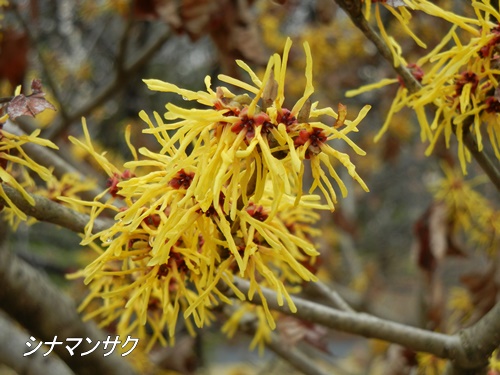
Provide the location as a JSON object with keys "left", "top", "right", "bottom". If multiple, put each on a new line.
{"left": 0, "top": 113, "right": 59, "bottom": 226}
{"left": 432, "top": 164, "right": 500, "bottom": 255}
{"left": 73, "top": 38, "right": 370, "bottom": 349}
{"left": 352, "top": 0, "right": 500, "bottom": 173}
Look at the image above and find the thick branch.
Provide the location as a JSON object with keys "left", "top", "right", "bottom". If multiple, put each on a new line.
{"left": 0, "top": 311, "right": 74, "bottom": 375}
{"left": 3, "top": 182, "right": 497, "bottom": 370}
{"left": 455, "top": 301, "right": 500, "bottom": 369}
{"left": 0, "top": 244, "right": 137, "bottom": 375}
{"left": 224, "top": 277, "right": 496, "bottom": 367}
{"left": 0, "top": 184, "right": 113, "bottom": 234}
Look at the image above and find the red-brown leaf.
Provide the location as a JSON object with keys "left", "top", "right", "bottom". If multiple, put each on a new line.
{"left": 6, "top": 80, "right": 56, "bottom": 120}
{"left": 412, "top": 202, "right": 465, "bottom": 275}
{"left": 460, "top": 264, "right": 498, "bottom": 323}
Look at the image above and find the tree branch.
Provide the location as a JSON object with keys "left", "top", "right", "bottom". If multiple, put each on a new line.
{"left": 0, "top": 243, "right": 137, "bottom": 375}
{"left": 462, "top": 128, "right": 500, "bottom": 192}
{"left": 455, "top": 300, "right": 500, "bottom": 369}
{"left": 223, "top": 277, "right": 499, "bottom": 370}
{"left": 3, "top": 181, "right": 497, "bottom": 372}
{"left": 11, "top": 2, "right": 69, "bottom": 121}
{"left": 264, "top": 333, "right": 331, "bottom": 375}
{"left": 0, "top": 311, "right": 74, "bottom": 375}
{"left": 304, "top": 281, "right": 355, "bottom": 313}
{"left": 43, "top": 27, "right": 171, "bottom": 141}
{"left": 0, "top": 184, "right": 113, "bottom": 234}
{"left": 227, "top": 304, "right": 331, "bottom": 375}
{"left": 3, "top": 181, "right": 497, "bottom": 371}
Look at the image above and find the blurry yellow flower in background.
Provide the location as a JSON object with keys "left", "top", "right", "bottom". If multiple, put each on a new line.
{"left": 416, "top": 352, "right": 446, "bottom": 375}
{"left": 490, "top": 350, "right": 500, "bottom": 372}
{"left": 432, "top": 164, "right": 499, "bottom": 255}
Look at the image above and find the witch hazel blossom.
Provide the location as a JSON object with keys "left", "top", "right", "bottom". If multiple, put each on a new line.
{"left": 349, "top": 0, "right": 500, "bottom": 173}
{"left": 72, "top": 37, "right": 371, "bottom": 350}
{"left": 143, "top": 37, "right": 370, "bottom": 213}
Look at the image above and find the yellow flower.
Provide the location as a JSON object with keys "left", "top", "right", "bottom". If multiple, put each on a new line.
{"left": 73, "top": 38, "right": 370, "bottom": 351}
{"left": 352, "top": 1, "right": 500, "bottom": 172}
{"left": 416, "top": 352, "right": 446, "bottom": 375}
{"left": 0, "top": 114, "right": 58, "bottom": 223}
{"left": 144, "top": 37, "right": 369, "bottom": 214}
{"left": 432, "top": 164, "right": 499, "bottom": 255}
{"left": 221, "top": 303, "right": 276, "bottom": 355}
{"left": 38, "top": 172, "right": 98, "bottom": 212}
{"left": 490, "top": 349, "right": 500, "bottom": 371}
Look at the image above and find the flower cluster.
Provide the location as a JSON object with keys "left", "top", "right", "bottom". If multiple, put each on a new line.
{"left": 432, "top": 164, "right": 499, "bottom": 255}
{"left": 351, "top": 0, "right": 500, "bottom": 172}
{"left": 73, "top": 38, "right": 370, "bottom": 349}
{"left": 0, "top": 112, "right": 59, "bottom": 226}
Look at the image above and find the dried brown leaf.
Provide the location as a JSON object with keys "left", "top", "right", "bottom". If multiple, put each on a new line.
{"left": 277, "top": 316, "right": 330, "bottom": 353}
{"left": 412, "top": 202, "right": 465, "bottom": 275}
{"left": 460, "top": 264, "right": 499, "bottom": 323}
{"left": 261, "top": 71, "right": 278, "bottom": 111}
{"left": 6, "top": 79, "right": 56, "bottom": 120}
{"left": 383, "top": 345, "right": 417, "bottom": 375}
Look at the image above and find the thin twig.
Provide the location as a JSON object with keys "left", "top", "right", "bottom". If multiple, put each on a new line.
{"left": 43, "top": 28, "right": 171, "bottom": 141}
{"left": 265, "top": 333, "right": 331, "bottom": 375}
{"left": 11, "top": 3, "right": 69, "bottom": 121}
{"left": 227, "top": 303, "right": 331, "bottom": 375}
{"left": 305, "top": 281, "right": 355, "bottom": 313}
{"left": 462, "top": 128, "right": 500, "bottom": 191}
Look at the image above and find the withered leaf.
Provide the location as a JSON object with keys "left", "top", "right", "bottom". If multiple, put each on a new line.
{"left": 31, "top": 78, "right": 43, "bottom": 94}
{"left": 277, "top": 316, "right": 330, "bottom": 353}
{"left": 412, "top": 202, "right": 465, "bottom": 275}
{"left": 460, "top": 264, "right": 498, "bottom": 324}
{"left": 262, "top": 71, "right": 277, "bottom": 111}
{"left": 297, "top": 99, "right": 312, "bottom": 123}
{"left": 7, "top": 79, "right": 56, "bottom": 120}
